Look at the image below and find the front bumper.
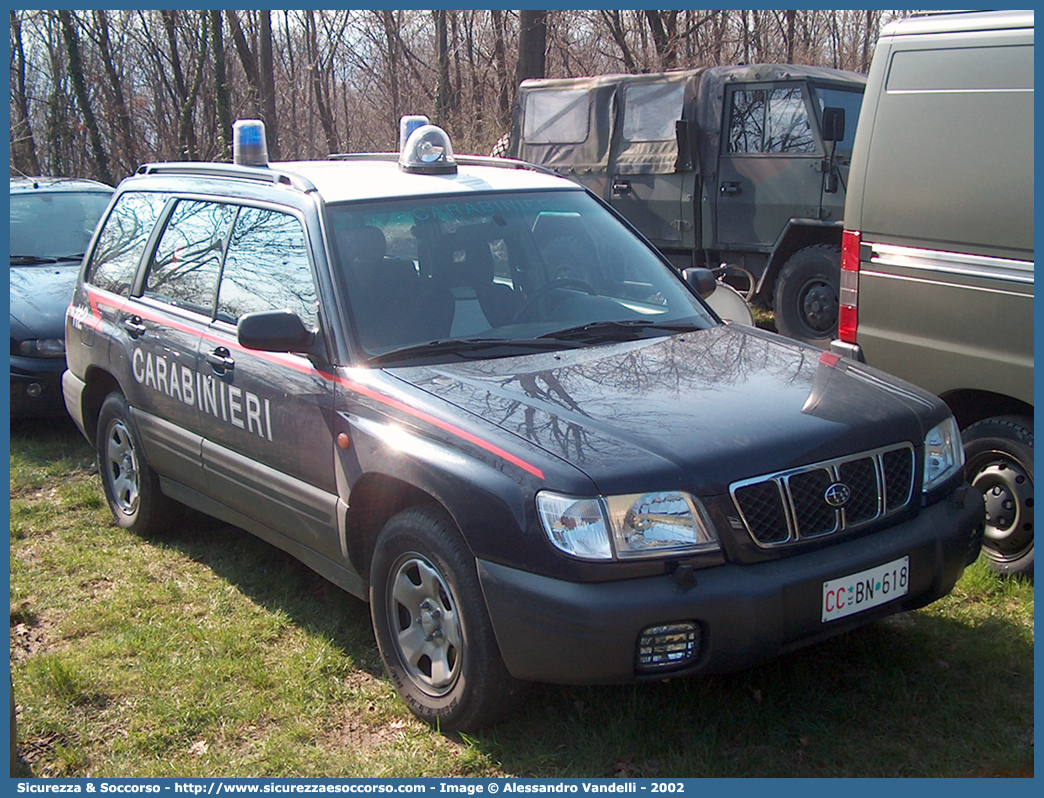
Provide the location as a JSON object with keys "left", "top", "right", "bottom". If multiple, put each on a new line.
{"left": 10, "top": 356, "right": 68, "bottom": 417}
{"left": 478, "top": 485, "right": 983, "bottom": 684}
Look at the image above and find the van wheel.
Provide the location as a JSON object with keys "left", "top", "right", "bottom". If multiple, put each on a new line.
{"left": 964, "top": 416, "right": 1033, "bottom": 579}
{"left": 369, "top": 506, "right": 526, "bottom": 732}
{"left": 773, "top": 245, "right": 841, "bottom": 348}
{"left": 96, "top": 392, "right": 171, "bottom": 537}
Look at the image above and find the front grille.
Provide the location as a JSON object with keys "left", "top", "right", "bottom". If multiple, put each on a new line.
{"left": 731, "top": 444, "right": 915, "bottom": 547}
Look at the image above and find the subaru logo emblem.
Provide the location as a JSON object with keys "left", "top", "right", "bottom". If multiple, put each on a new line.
{"left": 824, "top": 482, "right": 851, "bottom": 507}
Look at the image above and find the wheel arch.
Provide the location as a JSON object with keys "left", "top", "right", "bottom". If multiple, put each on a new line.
{"left": 757, "top": 221, "right": 843, "bottom": 302}
{"left": 939, "top": 389, "right": 1033, "bottom": 431}
{"left": 79, "top": 367, "right": 125, "bottom": 449}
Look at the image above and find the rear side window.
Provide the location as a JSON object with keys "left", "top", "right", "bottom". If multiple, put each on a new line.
{"left": 728, "top": 87, "right": 816, "bottom": 154}
{"left": 523, "top": 89, "right": 590, "bottom": 144}
{"left": 86, "top": 191, "right": 169, "bottom": 296}
{"left": 622, "top": 83, "right": 685, "bottom": 141}
{"left": 216, "top": 207, "right": 317, "bottom": 328}
{"left": 144, "top": 199, "right": 235, "bottom": 315}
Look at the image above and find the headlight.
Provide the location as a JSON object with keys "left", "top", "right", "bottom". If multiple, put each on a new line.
{"left": 923, "top": 417, "right": 964, "bottom": 492}
{"left": 537, "top": 490, "right": 719, "bottom": 560}
{"left": 18, "top": 338, "right": 65, "bottom": 357}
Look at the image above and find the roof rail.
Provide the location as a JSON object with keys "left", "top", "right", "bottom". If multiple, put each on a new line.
{"left": 326, "top": 151, "right": 558, "bottom": 177}
{"left": 134, "top": 162, "right": 316, "bottom": 193}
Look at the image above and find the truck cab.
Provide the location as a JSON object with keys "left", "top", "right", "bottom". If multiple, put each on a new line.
{"left": 507, "top": 65, "right": 867, "bottom": 347}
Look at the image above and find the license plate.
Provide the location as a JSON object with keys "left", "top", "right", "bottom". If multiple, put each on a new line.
{"left": 822, "top": 556, "right": 909, "bottom": 622}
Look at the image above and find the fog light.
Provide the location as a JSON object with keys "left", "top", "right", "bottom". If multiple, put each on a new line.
{"left": 636, "top": 622, "right": 700, "bottom": 673}
{"left": 26, "top": 383, "right": 43, "bottom": 398}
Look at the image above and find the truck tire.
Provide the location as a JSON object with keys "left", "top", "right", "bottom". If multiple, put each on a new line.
{"left": 370, "top": 506, "right": 527, "bottom": 732}
{"left": 773, "top": 244, "right": 841, "bottom": 347}
{"left": 963, "top": 416, "right": 1033, "bottom": 579}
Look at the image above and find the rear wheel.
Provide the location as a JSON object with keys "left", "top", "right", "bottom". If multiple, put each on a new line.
{"left": 772, "top": 244, "right": 841, "bottom": 347}
{"left": 963, "top": 416, "right": 1033, "bottom": 578}
{"left": 96, "top": 392, "right": 172, "bottom": 537}
{"left": 369, "top": 506, "right": 526, "bottom": 732}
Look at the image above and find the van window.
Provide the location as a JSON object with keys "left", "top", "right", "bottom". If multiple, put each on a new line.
{"left": 86, "top": 192, "right": 169, "bottom": 296}
{"left": 622, "top": 83, "right": 685, "bottom": 141}
{"left": 728, "top": 87, "right": 816, "bottom": 154}
{"left": 886, "top": 45, "right": 1033, "bottom": 93}
{"left": 523, "top": 89, "right": 589, "bottom": 144}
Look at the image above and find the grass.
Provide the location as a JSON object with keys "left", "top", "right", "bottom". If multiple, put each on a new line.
{"left": 9, "top": 418, "right": 1034, "bottom": 778}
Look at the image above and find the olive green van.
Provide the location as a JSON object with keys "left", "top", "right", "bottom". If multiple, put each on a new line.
{"left": 833, "top": 10, "right": 1033, "bottom": 576}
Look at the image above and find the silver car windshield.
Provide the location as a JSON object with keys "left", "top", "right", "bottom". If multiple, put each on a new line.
{"left": 327, "top": 189, "right": 714, "bottom": 360}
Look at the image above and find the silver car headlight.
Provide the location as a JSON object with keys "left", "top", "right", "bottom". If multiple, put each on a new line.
{"left": 537, "top": 490, "right": 719, "bottom": 560}
{"left": 923, "top": 417, "right": 964, "bottom": 492}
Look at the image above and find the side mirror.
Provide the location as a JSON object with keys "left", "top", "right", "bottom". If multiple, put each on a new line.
{"left": 821, "top": 107, "right": 845, "bottom": 143}
{"left": 238, "top": 309, "right": 315, "bottom": 353}
{"left": 682, "top": 267, "right": 718, "bottom": 299}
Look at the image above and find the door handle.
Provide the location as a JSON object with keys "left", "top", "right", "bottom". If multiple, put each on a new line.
{"left": 612, "top": 179, "right": 632, "bottom": 196}
{"left": 720, "top": 182, "right": 741, "bottom": 195}
{"left": 121, "top": 316, "right": 146, "bottom": 339}
{"left": 205, "top": 348, "right": 235, "bottom": 374}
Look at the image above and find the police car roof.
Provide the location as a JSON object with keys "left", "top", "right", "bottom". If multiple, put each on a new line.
{"left": 270, "top": 157, "right": 577, "bottom": 204}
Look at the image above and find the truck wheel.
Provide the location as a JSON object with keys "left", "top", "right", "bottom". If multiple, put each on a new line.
{"left": 963, "top": 416, "right": 1033, "bottom": 578}
{"left": 369, "top": 506, "right": 526, "bottom": 732}
{"left": 96, "top": 392, "right": 171, "bottom": 537}
{"left": 772, "top": 245, "right": 841, "bottom": 347}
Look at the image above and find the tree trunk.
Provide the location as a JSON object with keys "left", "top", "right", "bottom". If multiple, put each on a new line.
{"left": 210, "top": 11, "right": 232, "bottom": 159}
{"left": 434, "top": 10, "right": 451, "bottom": 126}
{"left": 490, "top": 10, "right": 510, "bottom": 129}
{"left": 516, "top": 10, "right": 547, "bottom": 86}
{"left": 59, "top": 10, "right": 114, "bottom": 184}
{"left": 9, "top": 11, "right": 42, "bottom": 175}
{"left": 93, "top": 10, "right": 136, "bottom": 173}
{"left": 306, "top": 10, "right": 338, "bottom": 155}
{"left": 259, "top": 11, "right": 279, "bottom": 159}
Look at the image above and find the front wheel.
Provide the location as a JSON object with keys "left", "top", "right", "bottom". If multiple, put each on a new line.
{"left": 964, "top": 416, "right": 1033, "bottom": 578}
{"left": 772, "top": 244, "right": 841, "bottom": 347}
{"left": 369, "top": 506, "right": 526, "bottom": 732}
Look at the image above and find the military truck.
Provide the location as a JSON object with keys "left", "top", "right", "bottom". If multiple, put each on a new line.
{"left": 504, "top": 65, "right": 867, "bottom": 346}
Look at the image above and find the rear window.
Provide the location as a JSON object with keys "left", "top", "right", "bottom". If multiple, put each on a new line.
{"left": 86, "top": 191, "right": 168, "bottom": 296}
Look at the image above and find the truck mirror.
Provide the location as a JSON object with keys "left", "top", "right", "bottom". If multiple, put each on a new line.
{"left": 821, "top": 107, "right": 845, "bottom": 142}
{"left": 683, "top": 267, "right": 718, "bottom": 299}
{"left": 675, "top": 120, "right": 694, "bottom": 171}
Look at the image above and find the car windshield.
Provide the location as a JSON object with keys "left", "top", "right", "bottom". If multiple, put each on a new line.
{"left": 327, "top": 189, "right": 715, "bottom": 361}
{"left": 10, "top": 190, "right": 112, "bottom": 264}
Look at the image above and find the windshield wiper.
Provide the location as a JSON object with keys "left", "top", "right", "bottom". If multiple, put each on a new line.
{"left": 10, "top": 253, "right": 84, "bottom": 265}
{"left": 11, "top": 255, "right": 59, "bottom": 265}
{"left": 368, "top": 336, "right": 582, "bottom": 366}
{"left": 537, "top": 319, "right": 703, "bottom": 344}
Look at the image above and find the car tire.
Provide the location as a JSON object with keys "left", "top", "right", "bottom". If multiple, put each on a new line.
{"left": 772, "top": 244, "right": 841, "bottom": 348}
{"left": 369, "top": 506, "right": 527, "bottom": 732}
{"left": 96, "top": 392, "right": 172, "bottom": 537}
{"left": 963, "top": 416, "right": 1033, "bottom": 579}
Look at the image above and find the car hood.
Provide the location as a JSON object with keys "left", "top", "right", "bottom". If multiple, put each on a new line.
{"left": 398, "top": 325, "right": 942, "bottom": 495}
{"left": 9, "top": 262, "right": 80, "bottom": 339}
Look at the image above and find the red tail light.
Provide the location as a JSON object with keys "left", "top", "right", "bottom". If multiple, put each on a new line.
{"left": 838, "top": 229, "right": 861, "bottom": 343}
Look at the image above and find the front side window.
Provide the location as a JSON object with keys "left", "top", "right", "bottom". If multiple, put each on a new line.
{"left": 728, "top": 87, "right": 817, "bottom": 154}
{"left": 217, "top": 207, "right": 317, "bottom": 328}
{"left": 812, "top": 86, "right": 864, "bottom": 154}
{"left": 85, "top": 192, "right": 168, "bottom": 296}
{"left": 328, "top": 190, "right": 715, "bottom": 361}
{"left": 143, "top": 200, "right": 235, "bottom": 315}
